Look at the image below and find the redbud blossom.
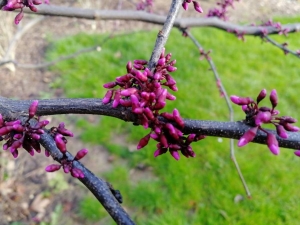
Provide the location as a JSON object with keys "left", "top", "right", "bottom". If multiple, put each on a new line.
{"left": 45, "top": 164, "right": 61, "bottom": 172}
{"left": 192, "top": 1, "right": 203, "bottom": 13}
{"left": 29, "top": 100, "right": 38, "bottom": 118}
{"left": 276, "top": 125, "right": 288, "bottom": 139}
{"left": 270, "top": 89, "right": 278, "bottom": 109}
{"left": 137, "top": 134, "right": 150, "bottom": 150}
{"left": 238, "top": 127, "right": 258, "bottom": 147}
{"left": 267, "top": 133, "right": 279, "bottom": 155}
{"left": 55, "top": 134, "right": 67, "bottom": 153}
{"left": 256, "top": 89, "right": 267, "bottom": 103}
{"left": 75, "top": 149, "right": 88, "bottom": 160}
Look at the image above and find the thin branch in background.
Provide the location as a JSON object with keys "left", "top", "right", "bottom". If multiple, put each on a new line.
{"left": 182, "top": 29, "right": 251, "bottom": 197}
{"left": 2, "top": 16, "right": 45, "bottom": 61}
{"left": 264, "top": 35, "right": 300, "bottom": 58}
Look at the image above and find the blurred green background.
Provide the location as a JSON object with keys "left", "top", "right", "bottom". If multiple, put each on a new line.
{"left": 47, "top": 16, "right": 300, "bottom": 225}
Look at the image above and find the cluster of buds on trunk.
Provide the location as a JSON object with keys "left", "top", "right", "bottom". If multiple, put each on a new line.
{"left": 0, "top": 100, "right": 48, "bottom": 158}
{"left": 103, "top": 49, "right": 205, "bottom": 160}
{"left": 2, "top": 0, "right": 50, "bottom": 24}
{"left": 231, "top": 89, "right": 299, "bottom": 155}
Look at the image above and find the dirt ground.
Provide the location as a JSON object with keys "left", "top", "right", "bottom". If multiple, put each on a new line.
{"left": 0, "top": 0, "right": 300, "bottom": 224}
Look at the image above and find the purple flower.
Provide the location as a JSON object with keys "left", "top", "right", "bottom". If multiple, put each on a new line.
{"left": 238, "top": 127, "right": 258, "bottom": 147}
{"left": 267, "top": 133, "right": 279, "bottom": 155}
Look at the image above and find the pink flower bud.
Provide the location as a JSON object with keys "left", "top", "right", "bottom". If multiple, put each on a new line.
{"left": 120, "top": 99, "right": 132, "bottom": 107}
{"left": 0, "top": 114, "right": 3, "bottom": 127}
{"left": 71, "top": 168, "right": 85, "bottom": 178}
{"left": 135, "top": 70, "right": 148, "bottom": 82}
{"left": 57, "top": 122, "right": 74, "bottom": 137}
{"left": 230, "top": 96, "right": 253, "bottom": 105}
{"left": 144, "top": 107, "right": 154, "bottom": 120}
{"left": 11, "top": 148, "right": 18, "bottom": 158}
{"left": 116, "top": 74, "right": 131, "bottom": 83}
{"left": 133, "top": 107, "right": 144, "bottom": 114}
{"left": 276, "top": 125, "right": 288, "bottom": 139}
{"left": 14, "top": 10, "right": 24, "bottom": 25}
{"left": 150, "top": 132, "right": 159, "bottom": 140}
{"left": 170, "top": 150, "right": 180, "bottom": 160}
{"left": 154, "top": 72, "right": 162, "bottom": 80}
{"left": 31, "top": 140, "right": 41, "bottom": 153}
{"left": 166, "top": 66, "right": 177, "bottom": 72}
{"left": 157, "top": 58, "right": 165, "bottom": 66}
{"left": 103, "top": 81, "right": 117, "bottom": 89}
{"left": 270, "top": 89, "right": 278, "bottom": 108}
{"left": 173, "top": 108, "right": 184, "bottom": 128}
{"left": 134, "top": 59, "right": 148, "bottom": 65}
{"left": 31, "top": 133, "right": 40, "bottom": 140}
{"left": 45, "top": 149, "right": 50, "bottom": 157}
{"left": 112, "top": 91, "right": 121, "bottom": 108}
{"left": 255, "top": 111, "right": 272, "bottom": 126}
{"left": 166, "top": 92, "right": 176, "bottom": 100}
{"left": 161, "top": 112, "right": 174, "bottom": 120}
{"left": 238, "top": 127, "right": 258, "bottom": 147}
{"left": 282, "top": 123, "right": 300, "bottom": 132}
{"left": 160, "top": 48, "right": 165, "bottom": 59}
{"left": 294, "top": 150, "right": 300, "bottom": 157}
{"left": 0, "top": 126, "right": 13, "bottom": 135}
{"left": 169, "top": 59, "right": 176, "bottom": 66}
{"left": 165, "top": 74, "right": 176, "bottom": 86}
{"left": 186, "top": 134, "right": 196, "bottom": 144}
{"left": 29, "top": 100, "right": 39, "bottom": 118}
{"left": 165, "top": 123, "right": 179, "bottom": 140}
{"left": 160, "top": 134, "right": 168, "bottom": 148}
{"left": 137, "top": 134, "right": 150, "bottom": 150}
{"left": 63, "top": 164, "right": 71, "bottom": 173}
{"left": 192, "top": 1, "right": 203, "bottom": 13}
{"left": 102, "top": 90, "right": 114, "bottom": 104}
{"left": 55, "top": 134, "right": 67, "bottom": 153}
{"left": 256, "top": 89, "right": 267, "bottom": 103}
{"left": 133, "top": 64, "right": 144, "bottom": 70}
{"left": 154, "top": 148, "right": 167, "bottom": 157}
{"left": 267, "top": 133, "right": 279, "bottom": 155}
{"left": 45, "top": 164, "right": 61, "bottom": 172}
{"left": 169, "top": 85, "right": 178, "bottom": 91}
{"left": 75, "top": 148, "right": 88, "bottom": 160}
{"left": 126, "top": 61, "right": 132, "bottom": 72}
{"left": 120, "top": 88, "right": 137, "bottom": 97}
{"left": 165, "top": 53, "right": 172, "bottom": 63}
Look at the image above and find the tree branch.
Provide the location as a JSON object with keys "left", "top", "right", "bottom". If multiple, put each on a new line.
{"left": 39, "top": 131, "right": 135, "bottom": 225}
{"left": 147, "top": 0, "right": 182, "bottom": 70}
{"left": 0, "top": 97, "right": 299, "bottom": 151}
{"left": 11, "top": 5, "right": 299, "bottom": 36}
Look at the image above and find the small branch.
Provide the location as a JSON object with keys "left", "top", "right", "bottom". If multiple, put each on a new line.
{"left": 39, "top": 132, "right": 135, "bottom": 225}
{"left": 264, "top": 35, "right": 300, "bottom": 58}
{"left": 183, "top": 29, "right": 251, "bottom": 197}
{"left": 0, "top": 45, "right": 101, "bottom": 69}
{"left": 147, "top": 0, "right": 182, "bottom": 70}
{"left": 1, "top": 97, "right": 300, "bottom": 151}
{"left": 15, "top": 5, "right": 300, "bottom": 36}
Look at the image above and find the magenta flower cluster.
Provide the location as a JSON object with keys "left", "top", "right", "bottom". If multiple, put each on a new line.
{"left": 103, "top": 49, "right": 205, "bottom": 160}
{"left": 45, "top": 122, "right": 88, "bottom": 178}
{"left": 207, "top": 0, "right": 239, "bottom": 21}
{"left": 136, "top": 0, "right": 153, "bottom": 12}
{"left": 231, "top": 89, "right": 299, "bottom": 155}
{"left": 2, "top": 0, "right": 49, "bottom": 24}
{"left": 0, "top": 100, "right": 48, "bottom": 158}
{"left": 260, "top": 20, "right": 290, "bottom": 37}
{"left": 182, "top": 0, "right": 203, "bottom": 13}
{"left": 0, "top": 100, "right": 86, "bottom": 178}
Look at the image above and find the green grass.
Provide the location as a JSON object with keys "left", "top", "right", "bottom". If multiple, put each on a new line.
{"left": 47, "top": 16, "right": 300, "bottom": 225}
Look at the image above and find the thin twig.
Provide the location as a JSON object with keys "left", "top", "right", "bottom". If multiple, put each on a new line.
{"left": 39, "top": 131, "right": 136, "bottom": 225}
{"left": 147, "top": 0, "right": 182, "bottom": 70}
{"left": 264, "top": 35, "right": 300, "bottom": 58}
{"left": 182, "top": 29, "right": 251, "bottom": 197}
